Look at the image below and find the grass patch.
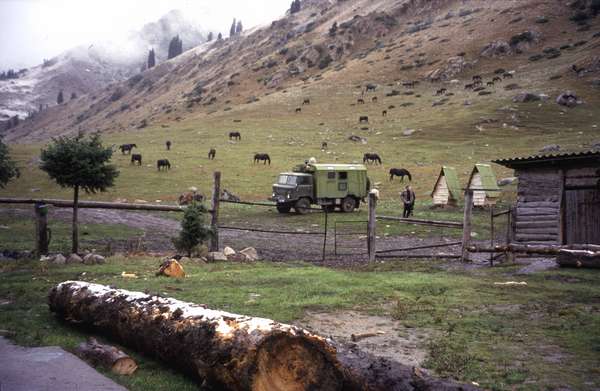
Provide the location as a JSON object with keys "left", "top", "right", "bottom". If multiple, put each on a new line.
{"left": 0, "top": 258, "right": 599, "bottom": 390}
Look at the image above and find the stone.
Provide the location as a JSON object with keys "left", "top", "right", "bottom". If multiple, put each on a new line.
{"left": 497, "top": 177, "right": 517, "bottom": 186}
{"left": 92, "top": 255, "right": 105, "bottom": 264}
{"left": 178, "top": 256, "right": 191, "bottom": 263}
{"left": 556, "top": 91, "right": 581, "bottom": 107}
{"left": 226, "top": 253, "right": 247, "bottom": 262}
{"left": 402, "top": 129, "right": 416, "bottom": 136}
{"left": 208, "top": 252, "right": 227, "bottom": 262}
{"left": 539, "top": 144, "right": 561, "bottom": 153}
{"left": 223, "top": 247, "right": 236, "bottom": 256}
{"left": 53, "top": 254, "right": 66, "bottom": 265}
{"left": 83, "top": 253, "right": 95, "bottom": 265}
{"left": 240, "top": 247, "right": 258, "bottom": 261}
{"left": 481, "top": 40, "right": 513, "bottom": 57}
{"left": 512, "top": 92, "right": 541, "bottom": 103}
{"left": 157, "top": 259, "right": 185, "bottom": 278}
{"left": 66, "top": 253, "right": 83, "bottom": 264}
{"left": 190, "top": 257, "right": 207, "bottom": 264}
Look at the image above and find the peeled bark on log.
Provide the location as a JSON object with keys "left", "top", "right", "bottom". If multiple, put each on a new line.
{"left": 156, "top": 259, "right": 185, "bottom": 278}
{"left": 557, "top": 249, "right": 600, "bottom": 269}
{"left": 74, "top": 337, "right": 138, "bottom": 375}
{"left": 48, "top": 281, "right": 478, "bottom": 391}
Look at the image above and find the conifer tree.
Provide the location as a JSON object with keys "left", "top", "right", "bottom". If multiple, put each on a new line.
{"left": 147, "top": 48, "right": 156, "bottom": 68}
{"left": 207, "top": 32, "right": 213, "bottom": 42}
{"left": 167, "top": 36, "right": 183, "bottom": 59}
{"left": 57, "top": 90, "right": 64, "bottom": 104}
{"left": 217, "top": 32, "right": 223, "bottom": 40}
{"left": 172, "top": 201, "right": 212, "bottom": 257}
{"left": 236, "top": 20, "right": 243, "bottom": 35}
{"left": 0, "top": 137, "right": 19, "bottom": 188}
{"left": 230, "top": 18, "right": 237, "bottom": 37}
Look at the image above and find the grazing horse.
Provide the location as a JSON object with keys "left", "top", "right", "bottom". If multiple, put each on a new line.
{"left": 357, "top": 98, "right": 365, "bottom": 104}
{"left": 157, "top": 159, "right": 171, "bottom": 171}
{"left": 473, "top": 80, "right": 483, "bottom": 87}
{"left": 119, "top": 143, "right": 137, "bottom": 154}
{"left": 492, "top": 76, "right": 502, "bottom": 83}
{"left": 366, "top": 84, "right": 377, "bottom": 92}
{"left": 208, "top": 148, "right": 216, "bottom": 160}
{"left": 229, "top": 131, "right": 241, "bottom": 140}
{"left": 302, "top": 98, "right": 310, "bottom": 105}
{"left": 389, "top": 168, "right": 412, "bottom": 181}
{"left": 363, "top": 153, "right": 382, "bottom": 165}
{"left": 402, "top": 81, "right": 415, "bottom": 88}
{"left": 166, "top": 140, "right": 172, "bottom": 150}
{"left": 435, "top": 88, "right": 447, "bottom": 95}
{"left": 486, "top": 81, "right": 494, "bottom": 87}
{"left": 382, "top": 110, "right": 387, "bottom": 117}
{"left": 472, "top": 75, "right": 482, "bottom": 81}
{"left": 503, "top": 72, "right": 513, "bottom": 79}
{"left": 295, "top": 107, "right": 302, "bottom": 113}
{"left": 254, "top": 153, "right": 271, "bottom": 165}
{"left": 321, "top": 142, "right": 328, "bottom": 150}
{"left": 130, "top": 154, "right": 142, "bottom": 165}
{"left": 372, "top": 96, "right": 378, "bottom": 103}
{"left": 359, "top": 116, "right": 369, "bottom": 123}
{"left": 464, "top": 83, "right": 474, "bottom": 90}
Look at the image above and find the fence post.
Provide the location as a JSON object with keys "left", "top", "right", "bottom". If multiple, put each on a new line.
{"left": 210, "top": 171, "right": 221, "bottom": 252}
{"left": 34, "top": 202, "right": 49, "bottom": 256}
{"left": 461, "top": 189, "right": 473, "bottom": 262}
{"left": 368, "top": 192, "right": 377, "bottom": 262}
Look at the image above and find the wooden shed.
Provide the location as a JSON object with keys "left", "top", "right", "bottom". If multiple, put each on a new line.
{"left": 494, "top": 151, "right": 600, "bottom": 245}
{"left": 467, "top": 164, "right": 500, "bottom": 206}
{"left": 431, "top": 166, "right": 461, "bottom": 206}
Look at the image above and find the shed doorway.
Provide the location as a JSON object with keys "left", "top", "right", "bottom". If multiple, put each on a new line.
{"left": 564, "top": 187, "right": 600, "bottom": 245}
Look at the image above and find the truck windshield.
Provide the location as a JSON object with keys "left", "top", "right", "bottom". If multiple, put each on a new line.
{"left": 277, "top": 175, "right": 300, "bottom": 185}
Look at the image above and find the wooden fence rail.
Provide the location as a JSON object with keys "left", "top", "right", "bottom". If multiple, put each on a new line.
{"left": 0, "top": 197, "right": 185, "bottom": 212}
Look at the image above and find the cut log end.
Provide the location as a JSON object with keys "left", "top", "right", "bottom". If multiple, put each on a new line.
{"left": 75, "top": 337, "right": 138, "bottom": 375}
{"left": 252, "top": 335, "right": 342, "bottom": 391}
{"left": 113, "top": 357, "right": 138, "bottom": 375}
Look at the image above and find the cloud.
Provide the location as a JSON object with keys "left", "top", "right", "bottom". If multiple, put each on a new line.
{"left": 0, "top": 0, "right": 288, "bottom": 69}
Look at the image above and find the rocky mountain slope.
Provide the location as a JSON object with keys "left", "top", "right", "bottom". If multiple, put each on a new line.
{"left": 2, "top": 0, "right": 599, "bottom": 144}
{"left": 0, "top": 9, "right": 206, "bottom": 125}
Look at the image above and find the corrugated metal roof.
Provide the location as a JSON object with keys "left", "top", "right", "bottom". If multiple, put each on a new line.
{"left": 493, "top": 149, "right": 600, "bottom": 168}
{"left": 468, "top": 164, "right": 500, "bottom": 197}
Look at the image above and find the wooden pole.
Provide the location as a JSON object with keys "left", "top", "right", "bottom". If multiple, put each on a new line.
{"left": 367, "top": 192, "right": 377, "bottom": 262}
{"left": 210, "top": 171, "right": 221, "bottom": 252}
{"left": 34, "top": 202, "right": 49, "bottom": 256}
{"left": 322, "top": 208, "right": 328, "bottom": 262}
{"left": 461, "top": 189, "right": 473, "bottom": 262}
{"left": 72, "top": 185, "right": 79, "bottom": 254}
{"left": 489, "top": 205, "right": 494, "bottom": 266}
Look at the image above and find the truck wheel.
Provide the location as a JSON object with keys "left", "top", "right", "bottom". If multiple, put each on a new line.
{"left": 340, "top": 197, "right": 356, "bottom": 213}
{"left": 276, "top": 205, "right": 292, "bottom": 213}
{"left": 294, "top": 198, "right": 311, "bottom": 214}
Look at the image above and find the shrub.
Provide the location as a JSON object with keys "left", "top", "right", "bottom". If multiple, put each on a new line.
{"left": 172, "top": 202, "right": 212, "bottom": 257}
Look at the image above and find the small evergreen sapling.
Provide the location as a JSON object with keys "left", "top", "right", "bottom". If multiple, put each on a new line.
{"left": 173, "top": 201, "right": 212, "bottom": 257}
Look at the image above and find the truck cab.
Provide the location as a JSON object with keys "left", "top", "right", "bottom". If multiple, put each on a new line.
{"left": 270, "top": 163, "right": 370, "bottom": 214}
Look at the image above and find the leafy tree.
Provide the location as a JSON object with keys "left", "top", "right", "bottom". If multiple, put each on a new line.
{"left": 329, "top": 21, "right": 338, "bottom": 36}
{"left": 147, "top": 48, "right": 156, "bottom": 68}
{"left": 236, "top": 20, "right": 243, "bottom": 35}
{"left": 40, "top": 133, "right": 119, "bottom": 254}
{"left": 57, "top": 90, "right": 64, "bottom": 104}
{"left": 167, "top": 35, "right": 183, "bottom": 59}
{"left": 207, "top": 32, "right": 213, "bottom": 42}
{"left": 230, "top": 18, "right": 237, "bottom": 37}
{"left": 172, "top": 201, "right": 212, "bottom": 256}
{"left": 0, "top": 137, "right": 19, "bottom": 188}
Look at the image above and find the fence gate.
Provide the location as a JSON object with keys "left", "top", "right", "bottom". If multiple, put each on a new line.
{"left": 490, "top": 206, "right": 513, "bottom": 265}
{"left": 333, "top": 220, "right": 368, "bottom": 257}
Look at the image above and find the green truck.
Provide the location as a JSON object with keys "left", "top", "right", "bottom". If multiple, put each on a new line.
{"left": 269, "top": 163, "right": 371, "bottom": 214}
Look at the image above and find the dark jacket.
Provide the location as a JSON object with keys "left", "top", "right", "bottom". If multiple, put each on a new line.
{"left": 400, "top": 189, "right": 415, "bottom": 205}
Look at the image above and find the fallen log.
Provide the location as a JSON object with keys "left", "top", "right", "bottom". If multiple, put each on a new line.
{"left": 74, "top": 337, "right": 138, "bottom": 375}
{"left": 48, "top": 281, "right": 478, "bottom": 391}
{"left": 556, "top": 249, "right": 600, "bottom": 269}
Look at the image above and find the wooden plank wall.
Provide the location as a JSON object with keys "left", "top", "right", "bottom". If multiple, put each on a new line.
{"left": 514, "top": 168, "right": 562, "bottom": 244}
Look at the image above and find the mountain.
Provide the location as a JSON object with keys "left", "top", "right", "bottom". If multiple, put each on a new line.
{"left": 0, "top": 9, "right": 206, "bottom": 126}
{"left": 3, "top": 0, "right": 599, "bottom": 143}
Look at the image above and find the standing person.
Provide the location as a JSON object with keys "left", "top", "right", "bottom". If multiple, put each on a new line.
{"left": 400, "top": 185, "right": 416, "bottom": 218}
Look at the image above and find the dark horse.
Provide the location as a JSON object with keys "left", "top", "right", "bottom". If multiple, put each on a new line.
{"left": 208, "top": 148, "right": 216, "bottom": 160}
{"left": 389, "top": 168, "right": 412, "bottom": 181}
{"left": 363, "top": 153, "right": 382, "bottom": 165}
{"left": 229, "top": 131, "right": 241, "bottom": 141}
{"left": 302, "top": 98, "right": 310, "bottom": 105}
{"left": 157, "top": 159, "right": 171, "bottom": 170}
{"left": 254, "top": 153, "right": 271, "bottom": 165}
{"left": 119, "top": 143, "right": 137, "bottom": 154}
{"left": 166, "top": 140, "right": 172, "bottom": 150}
{"left": 130, "top": 154, "right": 142, "bottom": 165}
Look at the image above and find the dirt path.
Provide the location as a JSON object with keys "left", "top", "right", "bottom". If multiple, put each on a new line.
{"left": 3, "top": 207, "right": 493, "bottom": 266}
